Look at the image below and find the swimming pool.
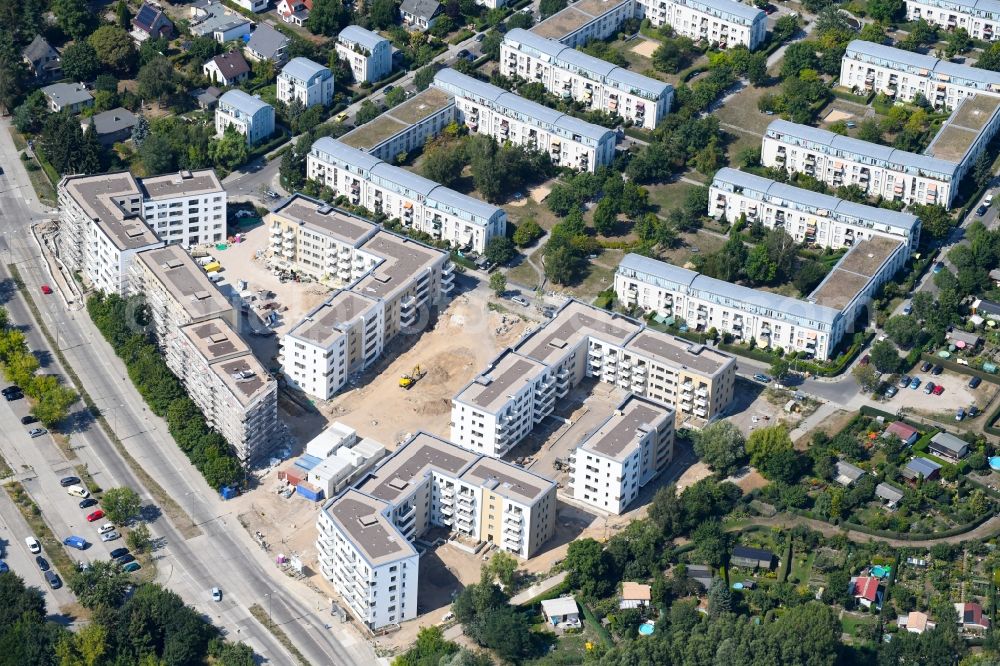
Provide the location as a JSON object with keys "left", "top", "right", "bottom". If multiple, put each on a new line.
{"left": 990, "top": 456, "right": 1000, "bottom": 471}
{"left": 638, "top": 622, "right": 655, "bottom": 636}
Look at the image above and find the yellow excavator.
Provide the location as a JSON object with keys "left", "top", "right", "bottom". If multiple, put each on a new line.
{"left": 399, "top": 365, "right": 425, "bottom": 389}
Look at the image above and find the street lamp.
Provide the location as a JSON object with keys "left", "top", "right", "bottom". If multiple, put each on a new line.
{"left": 264, "top": 591, "right": 273, "bottom": 623}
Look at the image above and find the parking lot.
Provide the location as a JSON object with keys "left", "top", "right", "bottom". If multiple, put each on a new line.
{"left": 879, "top": 366, "right": 995, "bottom": 421}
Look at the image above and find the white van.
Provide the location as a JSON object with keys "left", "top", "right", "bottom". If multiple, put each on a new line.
{"left": 66, "top": 485, "right": 90, "bottom": 499}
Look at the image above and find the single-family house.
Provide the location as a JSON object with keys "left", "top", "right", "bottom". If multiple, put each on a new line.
{"left": 947, "top": 329, "right": 981, "bottom": 349}
{"left": 902, "top": 457, "right": 942, "bottom": 482}
{"left": 834, "top": 460, "right": 866, "bottom": 487}
{"left": 731, "top": 545, "right": 775, "bottom": 570}
{"left": 189, "top": 0, "right": 254, "bottom": 43}
{"left": 22, "top": 35, "right": 61, "bottom": 83}
{"left": 883, "top": 421, "right": 920, "bottom": 446}
{"left": 277, "top": 0, "right": 312, "bottom": 25}
{"left": 541, "top": 597, "right": 580, "bottom": 626}
{"left": 400, "top": 0, "right": 441, "bottom": 29}
{"left": 231, "top": 0, "right": 269, "bottom": 11}
{"left": 686, "top": 564, "right": 714, "bottom": 591}
{"left": 898, "top": 611, "right": 935, "bottom": 634}
{"left": 955, "top": 602, "right": 991, "bottom": 633}
{"left": 850, "top": 576, "right": 883, "bottom": 609}
{"left": 245, "top": 24, "right": 290, "bottom": 65}
{"left": 191, "top": 86, "right": 223, "bottom": 109}
{"left": 203, "top": 51, "right": 251, "bottom": 86}
{"left": 620, "top": 582, "right": 652, "bottom": 609}
{"left": 215, "top": 89, "right": 275, "bottom": 146}
{"left": 132, "top": 3, "right": 174, "bottom": 42}
{"left": 929, "top": 432, "right": 969, "bottom": 461}
{"left": 973, "top": 297, "right": 1000, "bottom": 320}
{"left": 83, "top": 108, "right": 139, "bottom": 146}
{"left": 41, "top": 82, "right": 94, "bottom": 114}
{"left": 989, "top": 271, "right": 1000, "bottom": 287}
{"left": 875, "top": 482, "right": 905, "bottom": 508}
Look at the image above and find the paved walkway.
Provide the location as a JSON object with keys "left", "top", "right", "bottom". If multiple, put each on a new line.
{"left": 509, "top": 571, "right": 568, "bottom": 605}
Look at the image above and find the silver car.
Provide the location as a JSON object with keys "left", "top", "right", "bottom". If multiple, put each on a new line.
{"left": 100, "top": 531, "right": 120, "bottom": 542}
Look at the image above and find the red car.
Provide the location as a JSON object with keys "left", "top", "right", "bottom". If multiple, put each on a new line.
{"left": 86, "top": 509, "right": 104, "bottom": 522}
{"left": 932, "top": 385, "right": 944, "bottom": 395}
{"left": 40, "top": 285, "right": 53, "bottom": 295}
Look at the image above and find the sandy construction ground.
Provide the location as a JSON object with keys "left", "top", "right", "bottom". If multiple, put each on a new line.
{"left": 529, "top": 185, "right": 552, "bottom": 204}
{"left": 630, "top": 38, "right": 660, "bottom": 58}
{"left": 823, "top": 109, "right": 854, "bottom": 123}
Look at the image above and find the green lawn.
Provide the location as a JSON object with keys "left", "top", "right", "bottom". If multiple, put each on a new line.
{"left": 840, "top": 613, "right": 876, "bottom": 637}
{"left": 788, "top": 551, "right": 816, "bottom": 586}
{"left": 713, "top": 84, "right": 776, "bottom": 137}
{"left": 646, "top": 179, "right": 699, "bottom": 214}
{"left": 525, "top": 625, "right": 599, "bottom": 666}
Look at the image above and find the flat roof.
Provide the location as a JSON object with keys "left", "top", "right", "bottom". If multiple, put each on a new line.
{"left": 272, "top": 194, "right": 378, "bottom": 247}
{"left": 355, "top": 432, "right": 479, "bottom": 504}
{"left": 213, "top": 353, "right": 273, "bottom": 406}
{"left": 580, "top": 395, "right": 672, "bottom": 462}
{"left": 61, "top": 172, "right": 161, "bottom": 251}
{"left": 461, "top": 456, "right": 553, "bottom": 505}
{"left": 515, "top": 300, "right": 640, "bottom": 364}
{"left": 324, "top": 490, "right": 417, "bottom": 566}
{"left": 135, "top": 245, "right": 233, "bottom": 321}
{"left": 624, "top": 329, "right": 733, "bottom": 375}
{"left": 140, "top": 169, "right": 224, "bottom": 200}
{"left": 340, "top": 116, "right": 409, "bottom": 151}
{"left": 180, "top": 318, "right": 249, "bottom": 362}
{"left": 809, "top": 236, "right": 903, "bottom": 310}
{"left": 288, "top": 290, "right": 379, "bottom": 347}
{"left": 352, "top": 231, "right": 443, "bottom": 300}
{"left": 455, "top": 349, "right": 548, "bottom": 413}
{"left": 925, "top": 94, "right": 1000, "bottom": 163}
{"left": 387, "top": 86, "right": 454, "bottom": 125}
{"left": 846, "top": 39, "right": 1000, "bottom": 89}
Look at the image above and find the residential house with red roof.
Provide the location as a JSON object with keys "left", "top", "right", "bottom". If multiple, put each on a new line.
{"left": 850, "top": 576, "right": 883, "bottom": 609}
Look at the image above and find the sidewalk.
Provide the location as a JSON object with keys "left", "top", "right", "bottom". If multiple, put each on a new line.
{"left": 508, "top": 571, "right": 568, "bottom": 606}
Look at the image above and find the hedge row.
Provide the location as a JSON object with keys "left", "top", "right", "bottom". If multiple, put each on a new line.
{"left": 920, "top": 353, "right": 1000, "bottom": 385}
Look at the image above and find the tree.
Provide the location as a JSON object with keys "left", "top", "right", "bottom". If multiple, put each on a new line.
{"left": 439, "top": 649, "right": 494, "bottom": 666}
{"left": 565, "top": 538, "right": 614, "bottom": 597}
{"left": 102, "top": 487, "right": 142, "bottom": 525}
{"left": 593, "top": 200, "right": 618, "bottom": 236}
{"left": 781, "top": 42, "right": 818, "bottom": 79}
{"left": 769, "top": 358, "right": 790, "bottom": 382}
{"left": 126, "top": 522, "right": 152, "bottom": 554}
{"left": 692, "top": 520, "right": 729, "bottom": 568}
{"left": 414, "top": 63, "right": 443, "bottom": 91}
{"left": 512, "top": 219, "right": 543, "bottom": 247}
{"left": 540, "top": 0, "right": 567, "bottom": 17}
{"left": 421, "top": 139, "right": 466, "bottom": 186}
{"left": 868, "top": 0, "right": 905, "bottom": 22}
{"left": 481, "top": 30, "right": 503, "bottom": 60}
{"left": 747, "top": 425, "right": 794, "bottom": 477}
{"left": 370, "top": 0, "right": 398, "bottom": 29}
{"left": 0, "top": 31, "right": 27, "bottom": 113}
{"left": 307, "top": 0, "right": 342, "bottom": 35}
{"left": 482, "top": 550, "right": 517, "bottom": 589}
{"left": 979, "top": 42, "right": 1000, "bottom": 71}
{"left": 884, "top": 314, "right": 924, "bottom": 348}
{"left": 543, "top": 243, "right": 579, "bottom": 285}
{"left": 489, "top": 271, "right": 506, "bottom": 296}
{"left": 708, "top": 578, "right": 732, "bottom": 617}
{"left": 355, "top": 99, "right": 381, "bottom": 125}
{"left": 745, "top": 244, "right": 777, "bottom": 284}
{"left": 12, "top": 90, "right": 48, "bottom": 135}
{"left": 385, "top": 86, "right": 406, "bottom": 108}
{"left": 68, "top": 560, "right": 131, "bottom": 609}
{"left": 869, "top": 339, "right": 902, "bottom": 374}
{"left": 138, "top": 132, "right": 176, "bottom": 175}
{"left": 88, "top": 26, "right": 138, "bottom": 76}
{"left": 61, "top": 41, "right": 100, "bottom": 82}
{"left": 137, "top": 56, "right": 174, "bottom": 103}
{"left": 393, "top": 626, "right": 458, "bottom": 666}
{"left": 693, "top": 421, "right": 746, "bottom": 478}
{"left": 29, "top": 377, "right": 78, "bottom": 427}
{"left": 852, "top": 364, "right": 879, "bottom": 392}
{"left": 52, "top": 0, "right": 92, "bottom": 40}
{"left": 211, "top": 125, "right": 249, "bottom": 170}
{"left": 484, "top": 236, "right": 515, "bottom": 266}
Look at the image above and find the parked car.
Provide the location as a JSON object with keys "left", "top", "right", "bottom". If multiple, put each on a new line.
{"left": 969, "top": 376, "right": 983, "bottom": 388}
{"left": 122, "top": 562, "right": 141, "bottom": 573}
{"left": 909, "top": 377, "right": 921, "bottom": 389}
{"left": 44, "top": 570, "right": 61, "bottom": 589}
{"left": 3, "top": 387, "right": 22, "bottom": 401}
{"left": 923, "top": 382, "right": 935, "bottom": 394}
{"left": 987, "top": 193, "right": 995, "bottom": 206}
{"left": 456, "top": 49, "right": 469, "bottom": 59}
{"left": 898, "top": 375, "right": 912, "bottom": 388}
{"left": 977, "top": 204, "right": 988, "bottom": 216}
{"left": 109, "top": 547, "right": 129, "bottom": 559}
{"left": 62, "top": 536, "right": 88, "bottom": 550}
{"left": 0, "top": 561, "right": 8, "bottom": 574}
{"left": 903, "top": 303, "right": 913, "bottom": 315}
{"left": 97, "top": 523, "right": 115, "bottom": 535}
{"left": 931, "top": 365, "right": 943, "bottom": 375}
{"left": 475, "top": 32, "right": 485, "bottom": 41}
{"left": 510, "top": 295, "right": 530, "bottom": 307}
{"left": 212, "top": 587, "right": 222, "bottom": 602}
{"left": 20, "top": 415, "right": 37, "bottom": 425}
{"left": 969, "top": 405, "right": 980, "bottom": 417}
{"left": 25, "top": 536, "right": 40, "bottom": 554}
{"left": 100, "top": 531, "right": 120, "bottom": 542}
{"left": 920, "top": 361, "right": 932, "bottom": 372}
{"left": 115, "top": 553, "right": 135, "bottom": 565}
{"left": 66, "top": 485, "right": 89, "bottom": 499}
{"left": 27, "top": 428, "right": 46, "bottom": 438}
{"left": 40, "top": 285, "right": 52, "bottom": 295}
{"left": 933, "top": 385, "right": 944, "bottom": 395}
{"left": 956, "top": 407, "right": 966, "bottom": 421}
{"left": 86, "top": 510, "right": 104, "bottom": 523}
{"left": 59, "top": 476, "right": 80, "bottom": 487}
{"left": 933, "top": 262, "right": 945, "bottom": 273}
{"left": 78, "top": 498, "right": 98, "bottom": 509}
{"left": 35, "top": 556, "right": 49, "bottom": 571}
{"left": 885, "top": 385, "right": 898, "bottom": 398}
{"left": 382, "top": 85, "right": 394, "bottom": 93}
{"left": 753, "top": 374, "right": 772, "bottom": 383}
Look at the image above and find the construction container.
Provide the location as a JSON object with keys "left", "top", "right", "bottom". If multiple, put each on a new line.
{"left": 296, "top": 482, "right": 324, "bottom": 502}
{"left": 203, "top": 261, "right": 222, "bottom": 273}
{"left": 279, "top": 468, "right": 304, "bottom": 486}
{"left": 219, "top": 486, "right": 238, "bottom": 500}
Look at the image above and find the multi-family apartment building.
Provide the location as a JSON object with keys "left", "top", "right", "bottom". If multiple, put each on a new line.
{"left": 451, "top": 300, "right": 736, "bottom": 458}
{"left": 139, "top": 169, "right": 227, "bottom": 247}
{"left": 273, "top": 196, "right": 454, "bottom": 399}
{"left": 499, "top": 29, "right": 673, "bottom": 130}
{"left": 215, "top": 89, "right": 276, "bottom": 146}
{"left": 57, "top": 172, "right": 164, "bottom": 295}
{"left": 432, "top": 68, "right": 617, "bottom": 172}
{"left": 635, "top": 0, "right": 767, "bottom": 49}
{"left": 335, "top": 25, "right": 392, "bottom": 83}
{"left": 316, "top": 432, "right": 556, "bottom": 629}
{"left": 130, "top": 245, "right": 277, "bottom": 462}
{"left": 570, "top": 395, "right": 674, "bottom": 514}
{"left": 905, "top": 0, "right": 1000, "bottom": 41}
{"left": 709, "top": 167, "right": 921, "bottom": 251}
{"left": 840, "top": 40, "right": 1000, "bottom": 109}
{"left": 277, "top": 57, "right": 335, "bottom": 109}
{"left": 339, "top": 87, "right": 456, "bottom": 162}
{"left": 761, "top": 112, "right": 1000, "bottom": 209}
{"left": 615, "top": 235, "right": 910, "bottom": 360}
{"left": 307, "top": 137, "right": 507, "bottom": 252}
{"left": 530, "top": 0, "right": 636, "bottom": 47}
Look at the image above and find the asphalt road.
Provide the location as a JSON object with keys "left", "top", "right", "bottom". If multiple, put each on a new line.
{"left": 0, "top": 118, "right": 373, "bottom": 665}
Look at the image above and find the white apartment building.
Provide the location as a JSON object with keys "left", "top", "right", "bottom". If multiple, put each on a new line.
{"left": 338, "top": 87, "right": 456, "bottom": 162}
{"left": 840, "top": 40, "right": 1000, "bottom": 109}
{"left": 709, "top": 167, "right": 921, "bottom": 252}
{"left": 615, "top": 236, "right": 910, "bottom": 361}
{"left": 500, "top": 29, "right": 673, "bottom": 130}
{"left": 451, "top": 300, "right": 736, "bottom": 457}
{"left": 57, "top": 172, "right": 164, "bottom": 295}
{"left": 635, "top": 0, "right": 767, "bottom": 49}
{"left": 316, "top": 488, "right": 420, "bottom": 631}
{"left": 308, "top": 137, "right": 507, "bottom": 253}
{"left": 760, "top": 116, "right": 1000, "bottom": 210}
{"left": 130, "top": 245, "right": 278, "bottom": 462}
{"left": 140, "top": 169, "right": 227, "bottom": 248}
{"left": 215, "top": 89, "right": 275, "bottom": 146}
{"left": 432, "top": 68, "right": 617, "bottom": 172}
{"left": 274, "top": 196, "right": 454, "bottom": 400}
{"left": 318, "top": 432, "right": 556, "bottom": 630}
{"left": 906, "top": 0, "right": 1000, "bottom": 41}
{"left": 530, "top": 0, "right": 636, "bottom": 47}
{"left": 570, "top": 395, "right": 674, "bottom": 514}
{"left": 277, "top": 57, "right": 335, "bottom": 109}
{"left": 335, "top": 25, "right": 392, "bottom": 83}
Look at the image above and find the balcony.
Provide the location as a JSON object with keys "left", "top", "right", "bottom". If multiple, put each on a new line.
{"left": 503, "top": 536, "right": 521, "bottom": 550}
{"left": 457, "top": 492, "right": 474, "bottom": 507}
{"left": 270, "top": 226, "right": 282, "bottom": 237}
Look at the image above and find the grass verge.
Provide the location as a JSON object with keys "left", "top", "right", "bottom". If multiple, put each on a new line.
{"left": 0, "top": 450, "right": 11, "bottom": 478}
{"left": 74, "top": 463, "right": 103, "bottom": 496}
{"left": 249, "top": 603, "right": 311, "bottom": 666}
{"left": 3, "top": 480, "right": 77, "bottom": 580}
{"left": 8, "top": 263, "right": 201, "bottom": 539}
